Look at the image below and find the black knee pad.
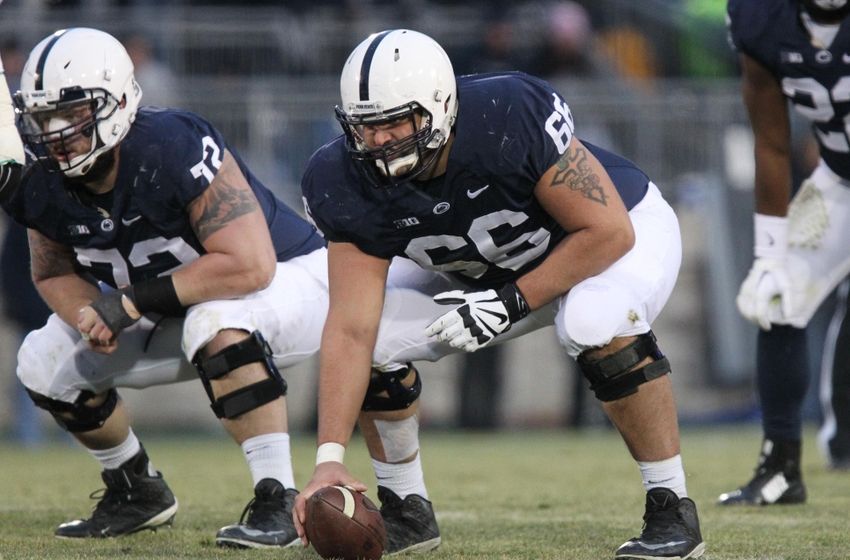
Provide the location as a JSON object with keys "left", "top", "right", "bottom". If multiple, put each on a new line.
{"left": 577, "top": 331, "right": 670, "bottom": 402}
{"left": 362, "top": 363, "right": 422, "bottom": 412}
{"left": 192, "top": 330, "right": 287, "bottom": 419}
{"left": 26, "top": 388, "right": 119, "bottom": 432}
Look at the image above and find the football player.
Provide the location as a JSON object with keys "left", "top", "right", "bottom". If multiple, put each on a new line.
{"left": 293, "top": 30, "right": 705, "bottom": 559}
{"left": 721, "top": 0, "right": 850, "bottom": 506}
{"left": 0, "top": 28, "right": 329, "bottom": 547}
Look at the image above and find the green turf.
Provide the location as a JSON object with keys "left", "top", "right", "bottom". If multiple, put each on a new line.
{"left": 0, "top": 426, "right": 847, "bottom": 559}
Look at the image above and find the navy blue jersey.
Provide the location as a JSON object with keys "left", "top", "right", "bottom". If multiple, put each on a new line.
{"left": 728, "top": 0, "right": 850, "bottom": 178}
{"left": 302, "top": 72, "right": 649, "bottom": 289}
{"left": 5, "top": 107, "right": 322, "bottom": 289}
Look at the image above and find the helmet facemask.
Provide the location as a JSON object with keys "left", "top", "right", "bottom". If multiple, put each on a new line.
{"left": 16, "top": 86, "right": 121, "bottom": 177}
{"left": 336, "top": 100, "right": 446, "bottom": 188}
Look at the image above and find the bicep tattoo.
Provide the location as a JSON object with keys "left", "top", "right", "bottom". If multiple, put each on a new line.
{"left": 549, "top": 144, "right": 608, "bottom": 205}
{"left": 192, "top": 174, "right": 260, "bottom": 242}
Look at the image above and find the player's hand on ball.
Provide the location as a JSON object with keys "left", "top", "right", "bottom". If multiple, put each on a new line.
{"left": 304, "top": 486, "right": 386, "bottom": 560}
{"left": 425, "top": 283, "right": 530, "bottom": 351}
{"left": 294, "top": 461, "right": 368, "bottom": 546}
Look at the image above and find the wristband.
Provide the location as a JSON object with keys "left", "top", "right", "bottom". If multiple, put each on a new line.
{"left": 316, "top": 442, "right": 346, "bottom": 465}
{"left": 496, "top": 282, "right": 530, "bottom": 323}
{"left": 753, "top": 213, "right": 788, "bottom": 260}
{"left": 128, "top": 276, "right": 187, "bottom": 317}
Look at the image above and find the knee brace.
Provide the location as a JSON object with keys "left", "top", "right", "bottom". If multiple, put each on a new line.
{"left": 26, "top": 388, "right": 119, "bottom": 432}
{"left": 577, "top": 331, "right": 670, "bottom": 402}
{"left": 362, "top": 363, "right": 422, "bottom": 412}
{"left": 192, "top": 330, "right": 287, "bottom": 419}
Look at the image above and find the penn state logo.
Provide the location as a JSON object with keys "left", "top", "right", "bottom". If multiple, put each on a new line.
{"left": 101, "top": 219, "right": 115, "bottom": 232}
{"left": 433, "top": 202, "right": 451, "bottom": 215}
{"left": 816, "top": 50, "right": 833, "bottom": 64}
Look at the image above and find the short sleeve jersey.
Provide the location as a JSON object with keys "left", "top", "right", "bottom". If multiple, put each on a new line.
{"left": 5, "top": 107, "right": 322, "bottom": 289}
{"left": 302, "top": 72, "right": 649, "bottom": 289}
{"left": 728, "top": 0, "right": 850, "bottom": 178}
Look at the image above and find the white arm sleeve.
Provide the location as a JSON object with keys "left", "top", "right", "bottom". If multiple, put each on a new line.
{"left": 0, "top": 54, "right": 25, "bottom": 165}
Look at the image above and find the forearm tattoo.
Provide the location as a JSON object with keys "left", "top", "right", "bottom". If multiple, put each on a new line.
{"left": 193, "top": 176, "right": 260, "bottom": 242}
{"left": 549, "top": 144, "right": 608, "bottom": 205}
{"left": 29, "top": 231, "right": 76, "bottom": 281}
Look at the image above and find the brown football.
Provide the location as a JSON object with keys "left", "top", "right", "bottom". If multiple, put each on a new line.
{"left": 305, "top": 485, "right": 386, "bottom": 560}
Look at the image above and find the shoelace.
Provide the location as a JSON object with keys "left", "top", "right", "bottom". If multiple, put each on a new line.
{"left": 640, "top": 504, "right": 681, "bottom": 540}
{"left": 87, "top": 487, "right": 129, "bottom": 521}
{"left": 240, "top": 494, "right": 284, "bottom": 527}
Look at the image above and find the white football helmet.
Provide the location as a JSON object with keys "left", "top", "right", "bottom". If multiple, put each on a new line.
{"left": 336, "top": 29, "right": 458, "bottom": 187}
{"left": 15, "top": 28, "right": 142, "bottom": 178}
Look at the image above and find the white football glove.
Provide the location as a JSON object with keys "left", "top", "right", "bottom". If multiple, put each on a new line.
{"left": 736, "top": 257, "right": 795, "bottom": 330}
{"left": 736, "top": 213, "right": 805, "bottom": 330}
{"left": 425, "top": 283, "right": 530, "bottom": 352}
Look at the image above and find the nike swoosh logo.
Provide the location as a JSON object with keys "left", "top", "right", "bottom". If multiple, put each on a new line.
{"left": 122, "top": 215, "right": 142, "bottom": 226}
{"left": 467, "top": 185, "right": 490, "bottom": 199}
{"left": 765, "top": 232, "right": 775, "bottom": 246}
{"left": 635, "top": 540, "right": 688, "bottom": 550}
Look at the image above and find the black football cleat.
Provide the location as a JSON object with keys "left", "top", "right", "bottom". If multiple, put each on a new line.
{"left": 615, "top": 488, "right": 705, "bottom": 560}
{"left": 55, "top": 447, "right": 178, "bottom": 538}
{"left": 717, "top": 439, "right": 806, "bottom": 505}
{"left": 378, "top": 486, "right": 441, "bottom": 555}
{"left": 215, "top": 478, "right": 299, "bottom": 548}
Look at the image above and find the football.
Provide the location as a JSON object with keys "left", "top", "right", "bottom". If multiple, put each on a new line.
{"left": 305, "top": 485, "right": 386, "bottom": 560}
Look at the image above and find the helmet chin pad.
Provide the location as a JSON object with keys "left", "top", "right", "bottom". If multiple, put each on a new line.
{"left": 379, "top": 150, "right": 420, "bottom": 177}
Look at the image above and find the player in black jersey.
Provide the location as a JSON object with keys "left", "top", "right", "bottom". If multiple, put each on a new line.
{"left": 722, "top": 0, "right": 850, "bottom": 506}
{"left": 0, "top": 28, "right": 329, "bottom": 547}
{"left": 292, "top": 29, "right": 705, "bottom": 559}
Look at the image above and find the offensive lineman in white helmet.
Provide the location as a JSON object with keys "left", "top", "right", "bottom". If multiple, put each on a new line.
{"left": 294, "top": 29, "right": 706, "bottom": 559}
{"left": 0, "top": 27, "right": 331, "bottom": 548}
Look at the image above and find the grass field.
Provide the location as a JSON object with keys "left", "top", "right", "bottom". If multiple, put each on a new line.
{"left": 0, "top": 426, "right": 846, "bottom": 559}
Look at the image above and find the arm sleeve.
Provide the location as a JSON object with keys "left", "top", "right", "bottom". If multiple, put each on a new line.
{"left": 0, "top": 161, "right": 22, "bottom": 205}
{"left": 0, "top": 56, "right": 25, "bottom": 166}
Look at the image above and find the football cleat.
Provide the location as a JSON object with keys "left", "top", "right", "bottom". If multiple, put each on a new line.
{"left": 717, "top": 439, "right": 806, "bottom": 505}
{"left": 55, "top": 447, "right": 178, "bottom": 538}
{"left": 378, "top": 486, "right": 441, "bottom": 555}
{"left": 615, "top": 488, "right": 705, "bottom": 560}
{"left": 215, "top": 478, "right": 299, "bottom": 548}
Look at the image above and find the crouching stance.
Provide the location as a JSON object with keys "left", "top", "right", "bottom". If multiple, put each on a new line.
{"left": 293, "top": 29, "right": 705, "bottom": 560}
{"left": 0, "top": 28, "right": 329, "bottom": 547}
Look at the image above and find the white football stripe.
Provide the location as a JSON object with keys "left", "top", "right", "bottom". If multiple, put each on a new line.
{"left": 333, "top": 485, "right": 356, "bottom": 518}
